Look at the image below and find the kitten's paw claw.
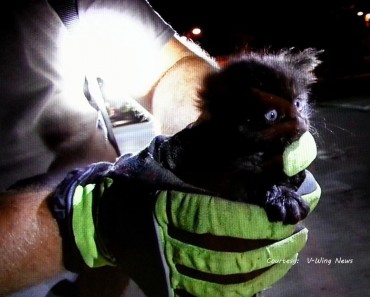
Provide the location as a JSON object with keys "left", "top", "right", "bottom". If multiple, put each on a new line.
{"left": 265, "top": 186, "right": 310, "bottom": 224}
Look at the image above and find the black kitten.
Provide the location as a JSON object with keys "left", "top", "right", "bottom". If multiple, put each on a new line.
{"left": 157, "top": 48, "right": 321, "bottom": 224}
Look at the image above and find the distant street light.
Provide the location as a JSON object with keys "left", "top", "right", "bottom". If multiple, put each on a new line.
{"left": 185, "top": 26, "right": 203, "bottom": 39}
{"left": 191, "top": 27, "right": 202, "bottom": 35}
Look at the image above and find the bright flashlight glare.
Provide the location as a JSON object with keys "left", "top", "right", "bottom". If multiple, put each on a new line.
{"left": 58, "top": 9, "right": 165, "bottom": 99}
{"left": 365, "top": 13, "right": 370, "bottom": 22}
{"left": 357, "top": 11, "right": 364, "bottom": 16}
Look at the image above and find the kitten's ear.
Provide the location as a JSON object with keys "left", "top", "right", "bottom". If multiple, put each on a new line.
{"left": 284, "top": 48, "right": 323, "bottom": 73}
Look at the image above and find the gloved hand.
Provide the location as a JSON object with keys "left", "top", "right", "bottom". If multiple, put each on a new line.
{"left": 51, "top": 131, "right": 320, "bottom": 297}
{"left": 154, "top": 171, "right": 319, "bottom": 297}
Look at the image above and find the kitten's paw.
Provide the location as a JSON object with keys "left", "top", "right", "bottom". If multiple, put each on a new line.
{"left": 265, "top": 185, "right": 310, "bottom": 224}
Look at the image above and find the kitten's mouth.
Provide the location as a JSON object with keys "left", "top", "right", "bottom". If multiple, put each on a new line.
{"left": 280, "top": 129, "right": 307, "bottom": 147}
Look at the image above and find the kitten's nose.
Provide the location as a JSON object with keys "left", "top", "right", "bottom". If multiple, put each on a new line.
{"left": 296, "top": 117, "right": 309, "bottom": 136}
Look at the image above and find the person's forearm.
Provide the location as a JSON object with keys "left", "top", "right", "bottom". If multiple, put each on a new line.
{"left": 137, "top": 36, "right": 218, "bottom": 135}
{"left": 151, "top": 54, "right": 217, "bottom": 135}
{"left": 0, "top": 189, "right": 64, "bottom": 294}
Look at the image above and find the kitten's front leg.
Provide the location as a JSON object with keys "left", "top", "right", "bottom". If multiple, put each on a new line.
{"left": 264, "top": 185, "right": 310, "bottom": 224}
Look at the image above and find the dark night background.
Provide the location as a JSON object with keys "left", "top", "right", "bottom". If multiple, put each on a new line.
{"left": 150, "top": 0, "right": 370, "bottom": 85}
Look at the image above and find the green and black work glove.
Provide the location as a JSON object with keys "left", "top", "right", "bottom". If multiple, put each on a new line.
{"left": 51, "top": 131, "right": 320, "bottom": 297}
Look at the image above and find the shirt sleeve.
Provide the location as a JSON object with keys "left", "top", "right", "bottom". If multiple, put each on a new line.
{"left": 77, "top": 0, "right": 175, "bottom": 46}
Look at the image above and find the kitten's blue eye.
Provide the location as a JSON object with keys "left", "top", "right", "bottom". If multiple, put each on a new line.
{"left": 294, "top": 98, "right": 305, "bottom": 111}
{"left": 265, "top": 109, "right": 278, "bottom": 122}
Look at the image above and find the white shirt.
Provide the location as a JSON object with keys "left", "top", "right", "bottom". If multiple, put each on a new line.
{"left": 0, "top": 0, "right": 174, "bottom": 190}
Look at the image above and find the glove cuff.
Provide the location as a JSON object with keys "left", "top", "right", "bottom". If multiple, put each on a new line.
{"left": 51, "top": 162, "right": 117, "bottom": 271}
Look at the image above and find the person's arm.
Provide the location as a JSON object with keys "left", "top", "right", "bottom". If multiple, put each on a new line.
{"left": 0, "top": 187, "right": 64, "bottom": 295}
{"left": 148, "top": 36, "right": 218, "bottom": 135}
